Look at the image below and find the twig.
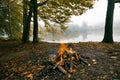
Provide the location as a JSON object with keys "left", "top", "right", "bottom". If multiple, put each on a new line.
{"left": 53, "top": 62, "right": 60, "bottom": 69}
{"left": 4, "top": 73, "right": 14, "bottom": 80}
{"left": 79, "top": 56, "right": 91, "bottom": 66}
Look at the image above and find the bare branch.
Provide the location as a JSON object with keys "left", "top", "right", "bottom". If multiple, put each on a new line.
{"left": 114, "top": 0, "right": 120, "bottom": 3}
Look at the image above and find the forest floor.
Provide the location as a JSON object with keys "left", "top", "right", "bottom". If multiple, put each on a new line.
{"left": 0, "top": 41, "right": 120, "bottom": 80}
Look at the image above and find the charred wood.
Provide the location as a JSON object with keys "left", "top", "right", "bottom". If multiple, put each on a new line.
{"left": 57, "top": 65, "right": 71, "bottom": 78}
{"left": 79, "top": 56, "right": 91, "bottom": 66}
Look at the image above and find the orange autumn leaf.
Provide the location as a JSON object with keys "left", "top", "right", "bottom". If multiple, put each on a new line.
{"left": 27, "top": 73, "right": 33, "bottom": 80}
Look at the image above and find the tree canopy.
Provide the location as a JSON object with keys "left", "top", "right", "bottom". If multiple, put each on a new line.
{"left": 22, "top": 0, "right": 95, "bottom": 43}
{"left": 0, "top": 0, "right": 95, "bottom": 41}
{"left": 38, "top": 0, "right": 95, "bottom": 31}
{"left": 36, "top": 0, "right": 95, "bottom": 42}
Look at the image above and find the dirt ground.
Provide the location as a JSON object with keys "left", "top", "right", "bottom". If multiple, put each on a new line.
{"left": 0, "top": 41, "right": 120, "bottom": 80}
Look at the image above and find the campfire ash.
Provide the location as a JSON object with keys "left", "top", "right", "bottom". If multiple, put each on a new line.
{"left": 50, "top": 43, "right": 91, "bottom": 78}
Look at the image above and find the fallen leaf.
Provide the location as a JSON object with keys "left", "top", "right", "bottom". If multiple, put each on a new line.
{"left": 92, "top": 59, "right": 97, "bottom": 64}
{"left": 26, "top": 73, "right": 33, "bottom": 80}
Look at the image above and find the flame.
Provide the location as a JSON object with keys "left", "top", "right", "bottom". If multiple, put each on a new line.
{"left": 58, "top": 43, "right": 68, "bottom": 54}
{"left": 69, "top": 48, "right": 73, "bottom": 53}
{"left": 58, "top": 43, "right": 68, "bottom": 62}
{"left": 58, "top": 43, "right": 73, "bottom": 62}
{"left": 58, "top": 43, "right": 79, "bottom": 61}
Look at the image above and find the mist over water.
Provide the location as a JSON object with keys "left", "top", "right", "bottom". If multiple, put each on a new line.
{"left": 41, "top": 21, "right": 120, "bottom": 43}
{"left": 41, "top": 0, "right": 120, "bottom": 43}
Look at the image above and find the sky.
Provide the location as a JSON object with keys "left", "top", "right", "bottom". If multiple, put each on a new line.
{"left": 70, "top": 0, "right": 120, "bottom": 26}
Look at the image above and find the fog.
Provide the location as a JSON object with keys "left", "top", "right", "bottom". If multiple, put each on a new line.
{"left": 41, "top": 20, "right": 120, "bottom": 43}
{"left": 40, "top": 0, "right": 120, "bottom": 43}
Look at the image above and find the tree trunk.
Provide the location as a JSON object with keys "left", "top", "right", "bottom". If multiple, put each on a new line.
{"left": 32, "top": 0, "right": 38, "bottom": 43}
{"left": 8, "top": 0, "right": 12, "bottom": 39}
{"left": 22, "top": 0, "right": 32, "bottom": 43}
{"left": 102, "top": 0, "right": 115, "bottom": 43}
{"left": 22, "top": 0, "right": 48, "bottom": 43}
{"left": 22, "top": 0, "right": 28, "bottom": 42}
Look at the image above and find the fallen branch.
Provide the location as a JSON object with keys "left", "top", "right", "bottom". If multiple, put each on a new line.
{"left": 57, "top": 65, "right": 71, "bottom": 78}
{"left": 53, "top": 62, "right": 60, "bottom": 69}
{"left": 79, "top": 56, "right": 91, "bottom": 66}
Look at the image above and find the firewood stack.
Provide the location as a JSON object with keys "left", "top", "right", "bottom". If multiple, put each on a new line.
{"left": 52, "top": 43, "right": 90, "bottom": 78}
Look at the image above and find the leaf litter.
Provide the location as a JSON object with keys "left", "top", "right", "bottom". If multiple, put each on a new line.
{"left": 0, "top": 41, "right": 120, "bottom": 80}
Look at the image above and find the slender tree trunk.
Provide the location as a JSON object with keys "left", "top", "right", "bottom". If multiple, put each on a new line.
{"left": 22, "top": 0, "right": 28, "bottom": 42}
{"left": 22, "top": 0, "right": 32, "bottom": 43}
{"left": 25, "top": 4, "right": 32, "bottom": 42}
{"left": 8, "top": 0, "right": 12, "bottom": 39}
{"left": 32, "top": 0, "right": 38, "bottom": 43}
{"left": 102, "top": 0, "right": 115, "bottom": 43}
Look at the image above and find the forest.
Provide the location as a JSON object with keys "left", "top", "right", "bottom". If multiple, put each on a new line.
{"left": 0, "top": 0, "right": 120, "bottom": 80}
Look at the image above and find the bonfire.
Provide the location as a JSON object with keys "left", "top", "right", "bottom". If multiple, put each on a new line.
{"left": 51, "top": 43, "right": 91, "bottom": 78}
